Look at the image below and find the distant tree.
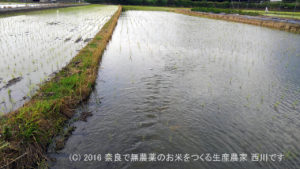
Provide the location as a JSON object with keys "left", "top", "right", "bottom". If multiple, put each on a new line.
{"left": 156, "top": 0, "right": 164, "bottom": 5}
{"left": 167, "top": 0, "right": 175, "bottom": 5}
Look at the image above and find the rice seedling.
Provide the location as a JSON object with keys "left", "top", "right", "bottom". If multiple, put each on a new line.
{"left": 284, "top": 150, "right": 298, "bottom": 160}
{"left": 169, "top": 135, "right": 172, "bottom": 142}
{"left": 201, "top": 102, "right": 205, "bottom": 108}
{"left": 279, "top": 92, "right": 285, "bottom": 100}
{"left": 274, "top": 101, "right": 280, "bottom": 111}
{"left": 246, "top": 94, "right": 251, "bottom": 102}
{"left": 7, "top": 89, "right": 11, "bottom": 100}
{"left": 292, "top": 100, "right": 298, "bottom": 109}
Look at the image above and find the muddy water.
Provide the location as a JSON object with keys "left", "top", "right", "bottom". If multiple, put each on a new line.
{"left": 0, "top": 5, "right": 117, "bottom": 114}
{"left": 49, "top": 11, "right": 300, "bottom": 169}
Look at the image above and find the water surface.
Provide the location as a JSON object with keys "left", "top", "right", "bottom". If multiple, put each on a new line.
{"left": 50, "top": 11, "right": 300, "bottom": 169}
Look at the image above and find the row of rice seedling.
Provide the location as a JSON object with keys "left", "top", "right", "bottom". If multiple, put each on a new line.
{"left": 0, "top": 5, "right": 118, "bottom": 114}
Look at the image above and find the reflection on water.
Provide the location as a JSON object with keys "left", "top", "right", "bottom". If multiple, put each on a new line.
{"left": 49, "top": 11, "right": 300, "bottom": 169}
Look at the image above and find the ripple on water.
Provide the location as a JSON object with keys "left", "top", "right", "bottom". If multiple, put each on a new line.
{"left": 50, "top": 11, "right": 300, "bottom": 169}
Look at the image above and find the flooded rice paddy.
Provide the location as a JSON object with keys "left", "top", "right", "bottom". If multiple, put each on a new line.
{"left": 0, "top": 3, "right": 42, "bottom": 9}
{"left": 0, "top": 5, "right": 118, "bottom": 114}
{"left": 49, "top": 11, "right": 300, "bottom": 169}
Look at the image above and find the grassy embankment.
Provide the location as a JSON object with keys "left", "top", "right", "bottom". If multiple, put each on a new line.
{"left": 243, "top": 9, "right": 300, "bottom": 20}
{"left": 191, "top": 7, "right": 260, "bottom": 16}
{"left": 0, "top": 5, "right": 122, "bottom": 168}
{"left": 122, "top": 5, "right": 180, "bottom": 11}
{"left": 191, "top": 7, "right": 300, "bottom": 19}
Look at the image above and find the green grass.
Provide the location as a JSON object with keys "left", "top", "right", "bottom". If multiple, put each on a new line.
{"left": 191, "top": 7, "right": 260, "bottom": 16}
{"left": 243, "top": 9, "right": 300, "bottom": 20}
{"left": 41, "top": 74, "right": 81, "bottom": 99}
{"left": 122, "top": 5, "right": 185, "bottom": 12}
{"left": 191, "top": 7, "right": 300, "bottom": 19}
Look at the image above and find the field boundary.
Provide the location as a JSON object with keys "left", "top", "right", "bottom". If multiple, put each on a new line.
{"left": 174, "top": 9, "right": 300, "bottom": 34}
{"left": 0, "top": 5, "right": 122, "bottom": 168}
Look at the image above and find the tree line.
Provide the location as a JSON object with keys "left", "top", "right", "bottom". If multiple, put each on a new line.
{"left": 86, "top": 0, "right": 299, "bottom": 11}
